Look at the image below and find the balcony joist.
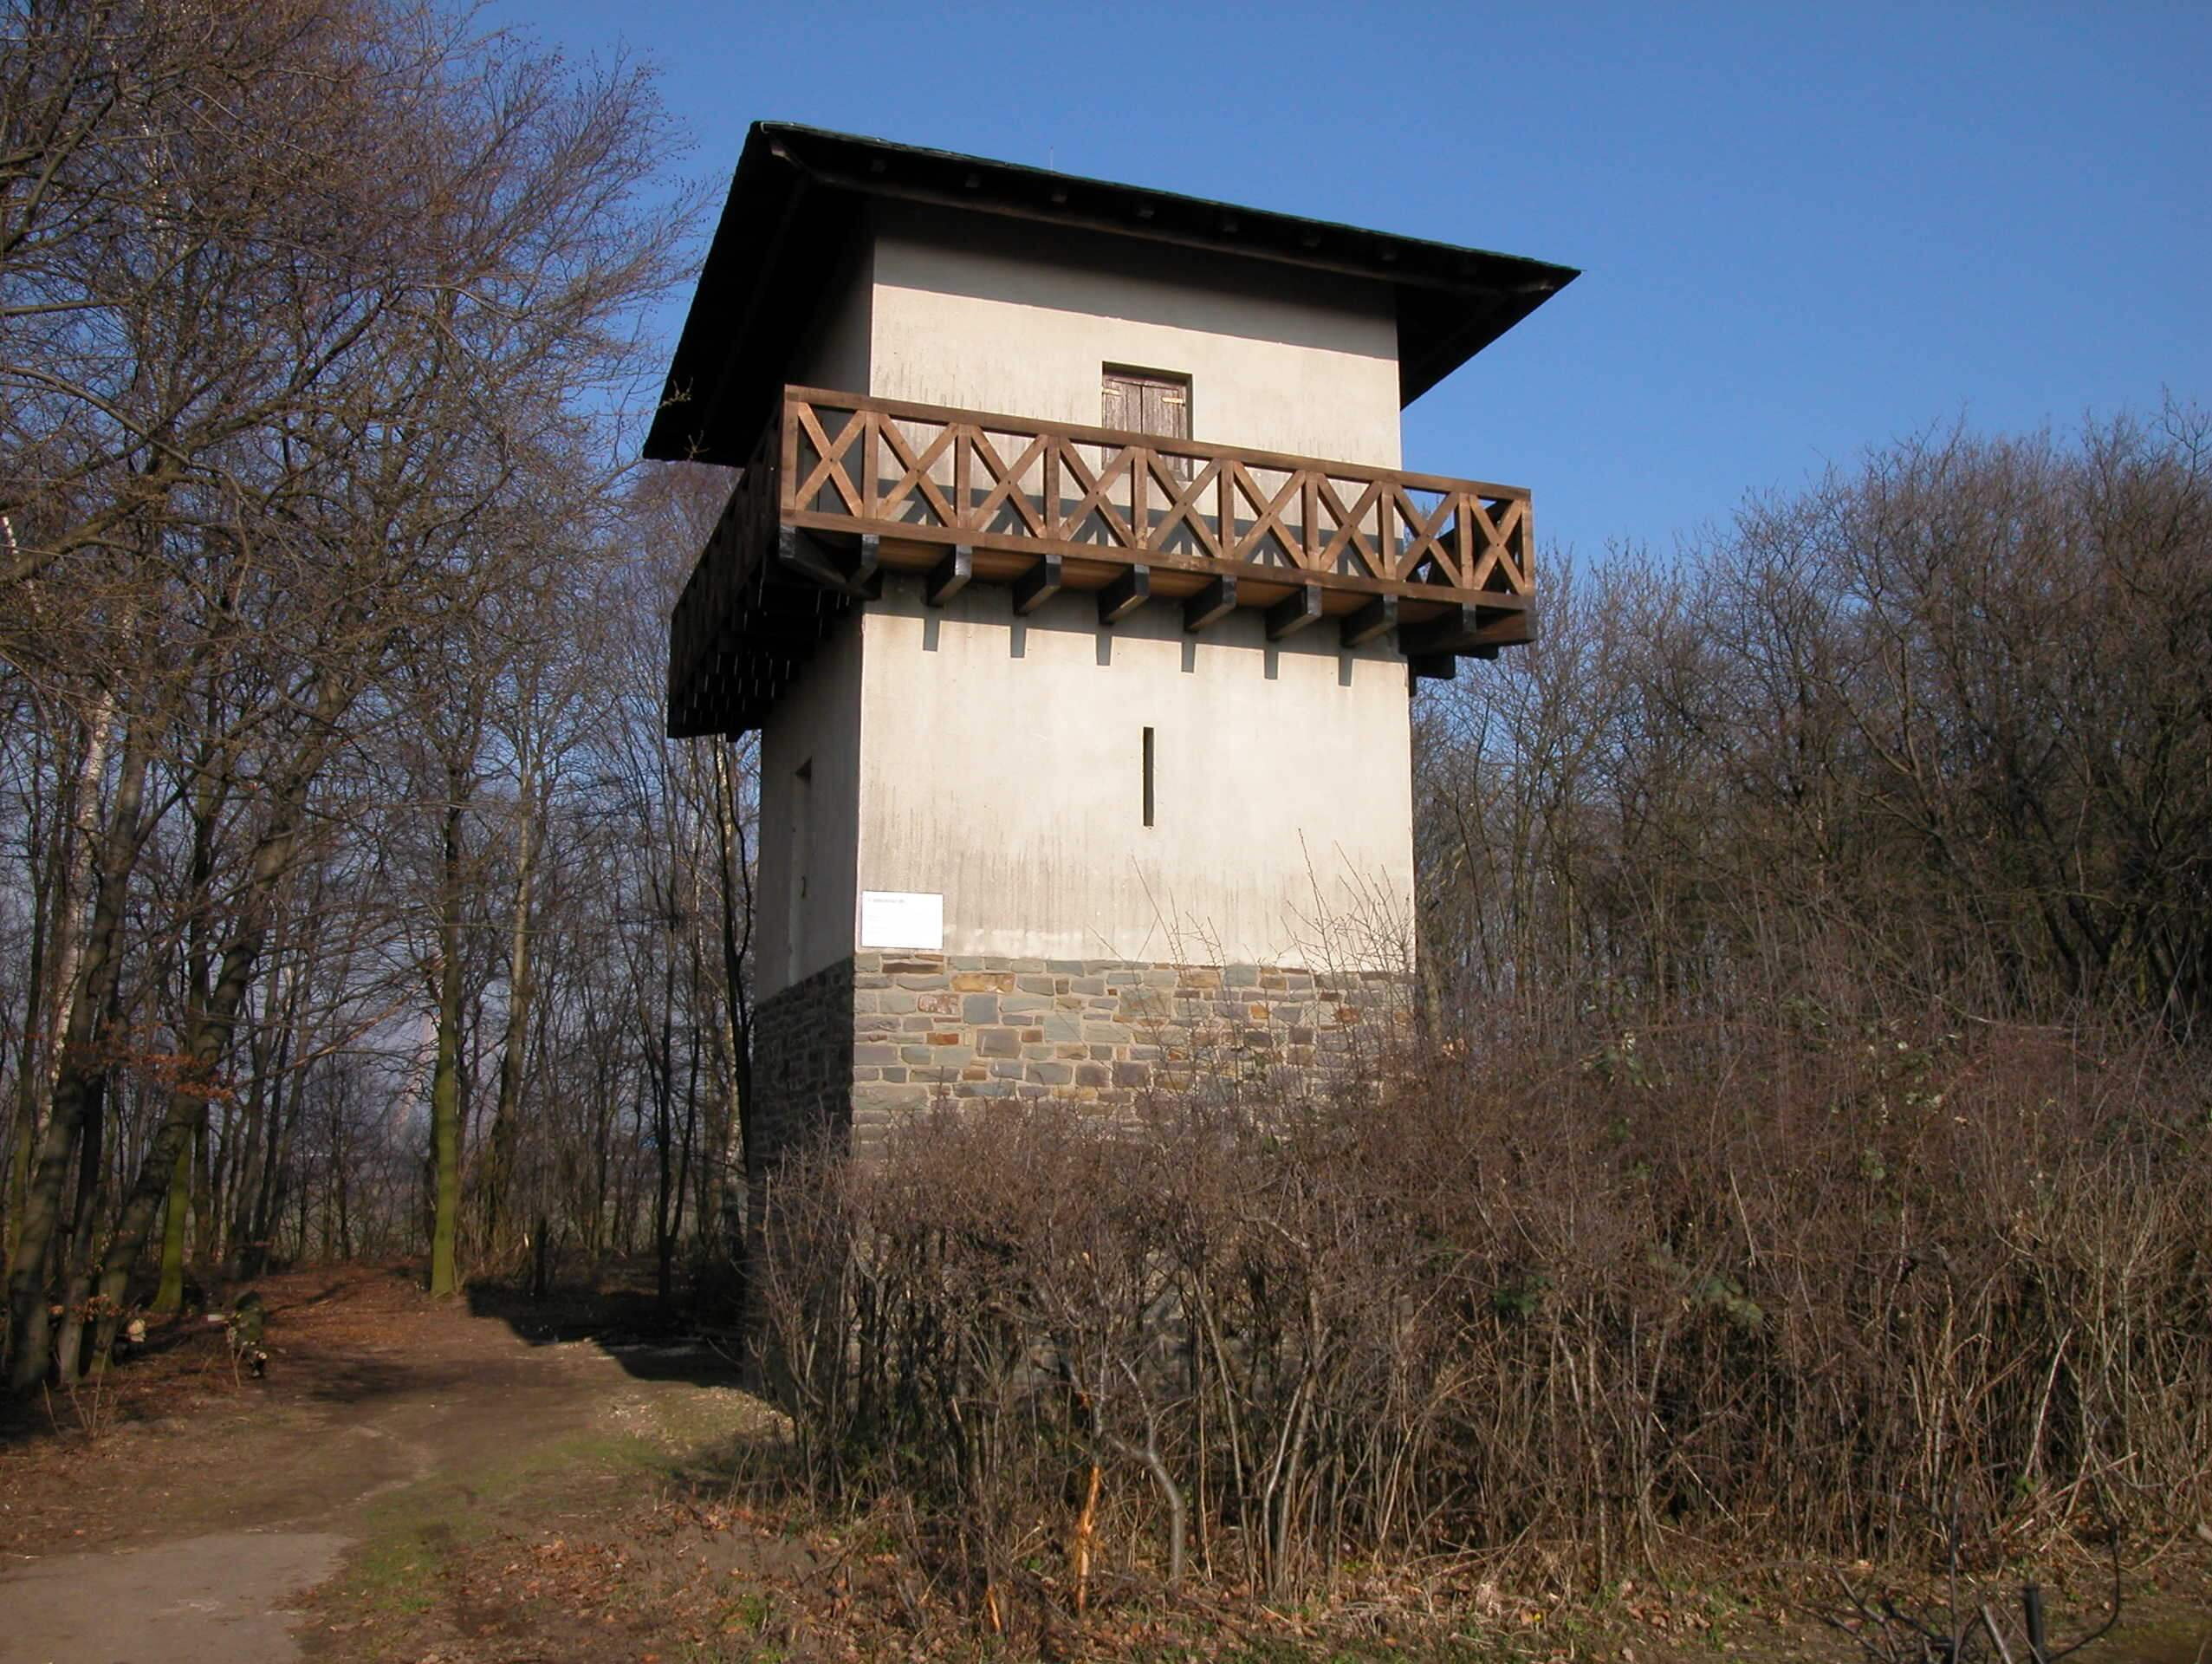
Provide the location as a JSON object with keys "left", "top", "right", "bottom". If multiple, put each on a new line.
{"left": 669, "top": 387, "right": 1538, "bottom": 738}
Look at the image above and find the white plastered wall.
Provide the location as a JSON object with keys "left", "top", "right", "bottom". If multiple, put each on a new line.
{"left": 756, "top": 617, "right": 865, "bottom": 999}
{"left": 853, "top": 577, "right": 1415, "bottom": 970}
{"left": 793, "top": 233, "right": 873, "bottom": 392}
{"left": 863, "top": 203, "right": 1404, "bottom": 468}
{"left": 760, "top": 204, "right": 1419, "bottom": 978}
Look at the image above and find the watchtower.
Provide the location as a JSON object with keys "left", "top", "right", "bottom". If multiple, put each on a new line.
{"left": 648, "top": 125, "right": 1574, "bottom": 1163}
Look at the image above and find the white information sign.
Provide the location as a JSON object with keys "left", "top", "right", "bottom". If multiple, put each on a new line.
{"left": 860, "top": 890, "right": 944, "bottom": 952}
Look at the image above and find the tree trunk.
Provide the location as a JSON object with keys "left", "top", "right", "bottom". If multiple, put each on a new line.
{"left": 229, "top": 1035, "right": 269, "bottom": 1280}
{"left": 483, "top": 769, "right": 538, "bottom": 1258}
{"left": 87, "top": 685, "right": 345, "bottom": 1368}
{"left": 152, "top": 1142, "right": 191, "bottom": 1312}
{"left": 7, "top": 726, "right": 148, "bottom": 1394}
{"left": 240, "top": 908, "right": 314, "bottom": 1279}
{"left": 709, "top": 741, "right": 756, "bottom": 1308}
{"left": 654, "top": 922, "right": 678, "bottom": 1304}
{"left": 49, "top": 1069, "right": 107, "bottom": 1381}
{"left": 427, "top": 789, "right": 468, "bottom": 1297}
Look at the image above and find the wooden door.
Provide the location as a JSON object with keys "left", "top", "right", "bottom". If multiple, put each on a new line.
{"left": 1103, "top": 367, "right": 1190, "bottom": 482}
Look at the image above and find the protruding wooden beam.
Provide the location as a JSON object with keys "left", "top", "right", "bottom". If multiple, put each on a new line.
{"left": 1398, "top": 603, "right": 1482, "bottom": 657}
{"left": 925, "top": 544, "right": 973, "bottom": 607}
{"left": 1013, "top": 551, "right": 1062, "bottom": 615}
{"left": 1409, "top": 653, "right": 1456, "bottom": 682}
{"left": 775, "top": 525, "right": 878, "bottom": 600}
{"left": 1340, "top": 593, "right": 1397, "bottom": 649}
{"left": 1183, "top": 572, "right": 1236, "bottom": 633}
{"left": 1099, "top": 563, "right": 1150, "bottom": 626}
{"left": 1266, "top": 582, "right": 1323, "bottom": 640}
{"left": 775, "top": 524, "right": 849, "bottom": 594}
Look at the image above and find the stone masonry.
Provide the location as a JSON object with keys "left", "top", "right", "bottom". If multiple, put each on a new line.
{"left": 751, "top": 955, "right": 856, "bottom": 1164}
{"left": 754, "top": 951, "right": 1411, "bottom": 1165}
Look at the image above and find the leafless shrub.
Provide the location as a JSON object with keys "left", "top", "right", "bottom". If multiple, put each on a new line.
{"left": 1828, "top": 1491, "right": 2123, "bottom": 1664}
{"left": 755, "top": 1012, "right": 2211, "bottom": 1630}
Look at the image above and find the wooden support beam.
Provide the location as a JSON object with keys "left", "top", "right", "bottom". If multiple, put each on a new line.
{"left": 1340, "top": 593, "right": 1397, "bottom": 649}
{"left": 1099, "top": 563, "right": 1150, "bottom": 626}
{"left": 1398, "top": 604, "right": 1482, "bottom": 657}
{"left": 1266, "top": 582, "right": 1323, "bottom": 640}
{"left": 775, "top": 525, "right": 878, "bottom": 600}
{"left": 1409, "top": 653, "right": 1456, "bottom": 682}
{"left": 775, "top": 523, "right": 847, "bottom": 593}
{"left": 1013, "top": 551, "right": 1062, "bottom": 614}
{"left": 925, "top": 544, "right": 973, "bottom": 607}
{"left": 1183, "top": 572, "right": 1236, "bottom": 633}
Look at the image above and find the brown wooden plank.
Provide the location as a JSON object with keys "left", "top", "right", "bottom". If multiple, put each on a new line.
{"left": 778, "top": 395, "right": 801, "bottom": 514}
{"left": 793, "top": 400, "right": 864, "bottom": 516}
{"left": 1145, "top": 452, "right": 1225, "bottom": 561}
{"left": 925, "top": 544, "right": 973, "bottom": 606}
{"left": 971, "top": 430, "right": 1050, "bottom": 536}
{"left": 1226, "top": 460, "right": 1303, "bottom": 565}
{"left": 861, "top": 409, "right": 879, "bottom": 518}
{"left": 1099, "top": 563, "right": 1150, "bottom": 626}
{"left": 1317, "top": 476, "right": 1385, "bottom": 576}
{"left": 1013, "top": 551, "right": 1063, "bottom": 614}
{"left": 1340, "top": 593, "right": 1397, "bottom": 648}
{"left": 1183, "top": 572, "right": 1236, "bottom": 633}
{"left": 1057, "top": 442, "right": 1138, "bottom": 549}
{"left": 1266, "top": 582, "right": 1322, "bottom": 640}
{"left": 878, "top": 417, "right": 959, "bottom": 529}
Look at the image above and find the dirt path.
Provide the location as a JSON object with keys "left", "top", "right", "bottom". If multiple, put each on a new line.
{"left": 0, "top": 1267, "right": 768, "bottom": 1664}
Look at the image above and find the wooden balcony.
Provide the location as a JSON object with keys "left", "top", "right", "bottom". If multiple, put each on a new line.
{"left": 668, "top": 387, "right": 1536, "bottom": 738}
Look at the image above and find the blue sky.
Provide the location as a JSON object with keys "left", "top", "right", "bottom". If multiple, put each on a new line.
{"left": 497, "top": 0, "right": 2209, "bottom": 561}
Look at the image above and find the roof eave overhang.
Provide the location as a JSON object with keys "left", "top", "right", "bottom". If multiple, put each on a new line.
{"left": 643, "top": 123, "right": 1580, "bottom": 465}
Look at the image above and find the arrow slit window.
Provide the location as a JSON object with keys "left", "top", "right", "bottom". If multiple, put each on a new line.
{"left": 1142, "top": 726, "right": 1155, "bottom": 828}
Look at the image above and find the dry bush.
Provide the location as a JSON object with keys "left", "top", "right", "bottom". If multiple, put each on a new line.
{"left": 754, "top": 1011, "right": 2212, "bottom": 1626}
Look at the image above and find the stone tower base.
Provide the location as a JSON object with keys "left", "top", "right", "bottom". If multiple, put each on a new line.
{"left": 750, "top": 950, "right": 1409, "bottom": 1167}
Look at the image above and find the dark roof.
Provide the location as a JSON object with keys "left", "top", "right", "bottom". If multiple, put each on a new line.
{"left": 643, "top": 123, "right": 1580, "bottom": 465}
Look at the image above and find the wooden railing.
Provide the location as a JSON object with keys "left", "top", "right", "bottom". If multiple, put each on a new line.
{"left": 777, "top": 386, "right": 1534, "bottom": 601}
{"left": 669, "top": 386, "right": 1538, "bottom": 737}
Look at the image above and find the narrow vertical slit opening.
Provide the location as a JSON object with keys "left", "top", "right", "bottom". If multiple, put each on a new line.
{"left": 1141, "top": 726, "right": 1156, "bottom": 828}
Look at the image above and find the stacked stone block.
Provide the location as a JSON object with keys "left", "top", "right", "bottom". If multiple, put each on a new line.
{"left": 750, "top": 955, "right": 856, "bottom": 1161}
{"left": 751, "top": 951, "right": 1410, "bottom": 1165}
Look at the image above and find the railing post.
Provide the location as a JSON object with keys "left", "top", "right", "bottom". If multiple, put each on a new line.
{"left": 861, "top": 411, "right": 878, "bottom": 520}
{"left": 779, "top": 392, "right": 801, "bottom": 518}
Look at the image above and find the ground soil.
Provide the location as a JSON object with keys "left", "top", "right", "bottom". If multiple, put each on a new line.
{"left": 0, "top": 1264, "right": 2204, "bottom": 1663}
{"left": 0, "top": 1264, "right": 785, "bottom": 1662}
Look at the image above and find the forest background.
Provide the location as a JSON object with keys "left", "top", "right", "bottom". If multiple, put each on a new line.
{"left": 1, "top": 0, "right": 2207, "bottom": 1597}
